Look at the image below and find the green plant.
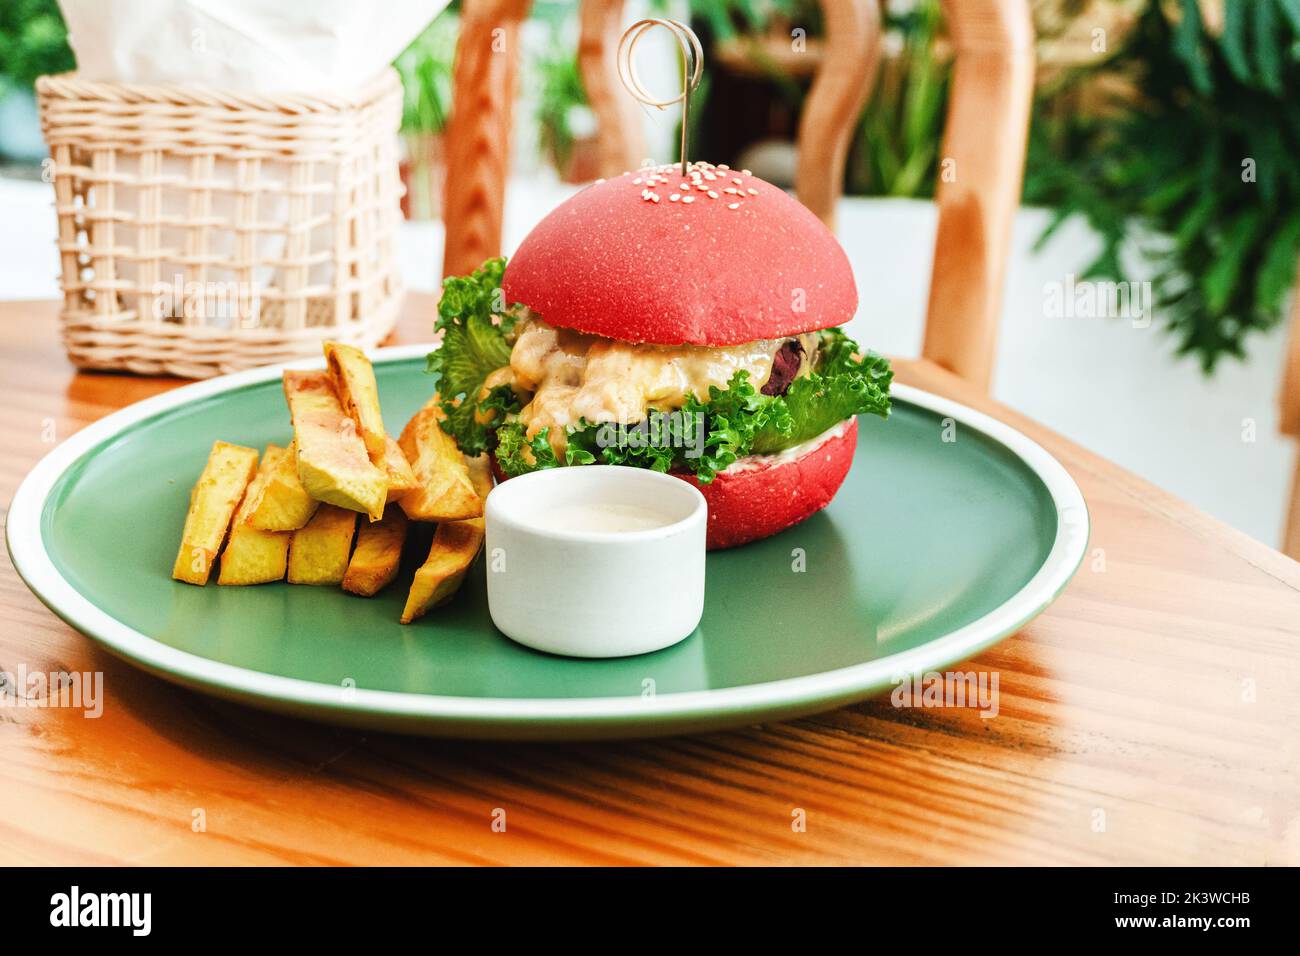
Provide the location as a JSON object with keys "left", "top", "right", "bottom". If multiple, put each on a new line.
{"left": 688, "top": 0, "right": 802, "bottom": 40}
{"left": 1026, "top": 0, "right": 1300, "bottom": 372}
{"left": 681, "top": 0, "right": 948, "bottom": 198}
{"left": 394, "top": 12, "right": 457, "bottom": 219}
{"left": 394, "top": 13, "right": 457, "bottom": 135}
{"left": 536, "top": 43, "right": 591, "bottom": 173}
{"left": 0, "top": 0, "right": 74, "bottom": 93}
{"left": 848, "top": 0, "right": 948, "bottom": 198}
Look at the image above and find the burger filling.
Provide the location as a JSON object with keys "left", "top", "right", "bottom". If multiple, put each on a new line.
{"left": 503, "top": 316, "right": 821, "bottom": 445}
{"left": 428, "top": 258, "right": 892, "bottom": 483}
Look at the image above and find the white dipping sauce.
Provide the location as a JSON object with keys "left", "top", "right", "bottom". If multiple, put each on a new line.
{"left": 531, "top": 501, "right": 671, "bottom": 534}
{"left": 484, "top": 465, "right": 707, "bottom": 657}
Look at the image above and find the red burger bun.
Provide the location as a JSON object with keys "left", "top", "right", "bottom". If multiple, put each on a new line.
{"left": 675, "top": 418, "right": 858, "bottom": 550}
{"left": 501, "top": 165, "right": 857, "bottom": 346}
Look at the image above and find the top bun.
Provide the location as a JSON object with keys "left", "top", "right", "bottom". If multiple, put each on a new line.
{"left": 501, "top": 163, "right": 857, "bottom": 346}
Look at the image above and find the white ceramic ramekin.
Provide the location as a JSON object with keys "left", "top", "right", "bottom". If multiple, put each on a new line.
{"left": 484, "top": 466, "right": 707, "bottom": 658}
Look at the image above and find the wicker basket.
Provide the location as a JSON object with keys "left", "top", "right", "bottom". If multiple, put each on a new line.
{"left": 36, "top": 69, "right": 405, "bottom": 378}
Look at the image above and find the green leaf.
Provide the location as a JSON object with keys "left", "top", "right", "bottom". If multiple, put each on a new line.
{"left": 425, "top": 257, "right": 522, "bottom": 456}
{"left": 1277, "top": 0, "right": 1300, "bottom": 33}
{"left": 752, "top": 337, "right": 892, "bottom": 454}
{"left": 495, "top": 423, "right": 559, "bottom": 477}
{"left": 1202, "top": 209, "right": 1264, "bottom": 313}
{"left": 1251, "top": 0, "right": 1285, "bottom": 94}
{"left": 1220, "top": 0, "right": 1253, "bottom": 84}
{"left": 1026, "top": 0, "right": 1300, "bottom": 373}
{"left": 1143, "top": 170, "right": 1198, "bottom": 215}
{"left": 1172, "top": 0, "right": 1214, "bottom": 95}
{"left": 1254, "top": 214, "right": 1300, "bottom": 310}
{"left": 565, "top": 414, "right": 686, "bottom": 476}
{"left": 1172, "top": 190, "right": 1219, "bottom": 248}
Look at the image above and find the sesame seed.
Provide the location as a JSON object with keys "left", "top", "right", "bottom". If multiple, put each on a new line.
{"left": 707, "top": 190, "right": 719, "bottom": 199}
{"left": 724, "top": 187, "right": 738, "bottom": 195}
{"left": 682, "top": 195, "right": 695, "bottom": 204}
{"left": 747, "top": 188, "right": 758, "bottom": 195}
{"left": 728, "top": 202, "right": 740, "bottom": 209}
{"left": 670, "top": 193, "right": 680, "bottom": 201}
{"left": 633, "top": 178, "right": 643, "bottom": 185}
{"left": 718, "top": 164, "right": 730, "bottom": 170}
{"left": 732, "top": 178, "right": 743, "bottom": 185}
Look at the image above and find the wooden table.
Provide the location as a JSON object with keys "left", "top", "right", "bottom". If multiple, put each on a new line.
{"left": 3, "top": 294, "right": 1298, "bottom": 866}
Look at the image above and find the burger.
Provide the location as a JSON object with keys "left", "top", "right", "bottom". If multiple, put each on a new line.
{"left": 427, "top": 161, "right": 892, "bottom": 549}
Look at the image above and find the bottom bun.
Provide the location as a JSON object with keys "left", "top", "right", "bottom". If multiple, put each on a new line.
{"left": 674, "top": 417, "right": 858, "bottom": 550}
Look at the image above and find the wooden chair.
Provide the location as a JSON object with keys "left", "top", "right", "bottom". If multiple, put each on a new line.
{"left": 441, "top": 0, "right": 1035, "bottom": 394}
{"left": 1281, "top": 292, "right": 1300, "bottom": 558}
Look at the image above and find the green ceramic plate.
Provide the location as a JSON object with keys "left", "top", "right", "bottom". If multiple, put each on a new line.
{"left": 7, "top": 346, "right": 1088, "bottom": 740}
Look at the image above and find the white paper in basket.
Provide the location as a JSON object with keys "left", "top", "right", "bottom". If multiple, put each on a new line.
{"left": 58, "top": 0, "right": 448, "bottom": 94}
{"left": 57, "top": 0, "right": 446, "bottom": 327}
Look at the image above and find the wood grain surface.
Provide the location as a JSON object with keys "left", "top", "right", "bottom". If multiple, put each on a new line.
{"left": 440, "top": 0, "right": 532, "bottom": 280}
{"left": 923, "top": 0, "right": 1036, "bottom": 392}
{"left": 2, "top": 294, "right": 1298, "bottom": 866}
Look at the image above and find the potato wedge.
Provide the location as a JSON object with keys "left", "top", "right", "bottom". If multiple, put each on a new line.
{"left": 287, "top": 505, "right": 357, "bottom": 585}
{"left": 283, "top": 369, "right": 386, "bottom": 520}
{"left": 173, "top": 440, "right": 259, "bottom": 585}
{"left": 324, "top": 341, "right": 388, "bottom": 463}
{"left": 463, "top": 453, "right": 493, "bottom": 502}
{"left": 397, "top": 397, "right": 481, "bottom": 521}
{"left": 400, "top": 523, "right": 483, "bottom": 623}
{"left": 342, "top": 506, "right": 409, "bottom": 597}
{"left": 323, "top": 342, "right": 416, "bottom": 499}
{"left": 218, "top": 445, "right": 291, "bottom": 585}
{"left": 245, "top": 439, "right": 320, "bottom": 531}
{"left": 400, "top": 455, "right": 493, "bottom": 623}
{"left": 381, "top": 434, "right": 419, "bottom": 501}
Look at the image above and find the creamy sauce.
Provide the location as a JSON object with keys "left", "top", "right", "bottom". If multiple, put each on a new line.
{"left": 503, "top": 318, "right": 816, "bottom": 453}
{"left": 529, "top": 501, "right": 672, "bottom": 534}
{"left": 721, "top": 419, "right": 850, "bottom": 473}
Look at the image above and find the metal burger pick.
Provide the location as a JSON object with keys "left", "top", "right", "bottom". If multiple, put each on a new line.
{"left": 616, "top": 17, "right": 703, "bottom": 178}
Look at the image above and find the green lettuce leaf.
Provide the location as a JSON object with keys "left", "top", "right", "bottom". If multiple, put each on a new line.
{"left": 495, "top": 422, "right": 560, "bottom": 477}
{"left": 750, "top": 332, "right": 892, "bottom": 454}
{"left": 425, "top": 257, "right": 521, "bottom": 456}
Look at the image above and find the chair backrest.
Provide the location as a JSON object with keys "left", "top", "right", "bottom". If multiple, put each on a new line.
{"left": 440, "top": 0, "right": 1035, "bottom": 393}
{"left": 1281, "top": 275, "right": 1300, "bottom": 557}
